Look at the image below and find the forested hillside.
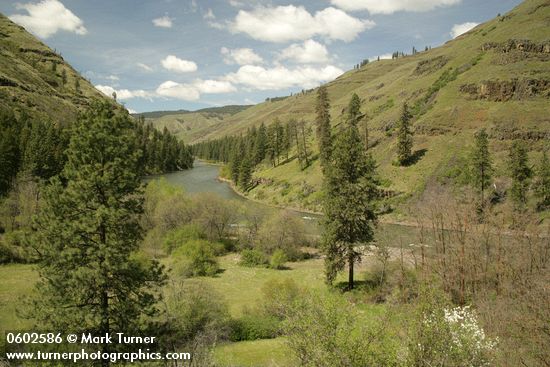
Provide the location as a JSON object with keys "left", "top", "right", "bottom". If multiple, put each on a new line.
{"left": 0, "top": 13, "right": 193, "bottom": 215}
{"left": 190, "top": 0, "right": 550, "bottom": 216}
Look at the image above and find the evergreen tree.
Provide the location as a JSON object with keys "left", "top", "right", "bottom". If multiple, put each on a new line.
{"left": 266, "top": 125, "right": 277, "bottom": 167}
{"left": 296, "top": 120, "right": 311, "bottom": 170}
{"left": 61, "top": 69, "right": 67, "bottom": 86}
{"left": 346, "top": 93, "right": 362, "bottom": 127}
{"left": 533, "top": 150, "right": 550, "bottom": 210}
{"left": 275, "top": 118, "right": 284, "bottom": 165}
{"left": 230, "top": 140, "right": 244, "bottom": 183}
{"left": 238, "top": 155, "right": 253, "bottom": 191}
{"left": 0, "top": 109, "right": 21, "bottom": 196}
{"left": 29, "top": 102, "right": 166, "bottom": 365}
{"left": 282, "top": 122, "right": 291, "bottom": 161}
{"left": 508, "top": 140, "right": 532, "bottom": 207}
{"left": 470, "top": 129, "right": 493, "bottom": 204}
{"left": 396, "top": 103, "right": 413, "bottom": 166}
{"left": 315, "top": 86, "right": 332, "bottom": 170}
{"left": 322, "top": 95, "right": 378, "bottom": 289}
{"left": 255, "top": 123, "right": 267, "bottom": 164}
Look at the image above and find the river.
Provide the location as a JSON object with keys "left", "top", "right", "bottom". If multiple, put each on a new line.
{"left": 150, "top": 160, "right": 422, "bottom": 243}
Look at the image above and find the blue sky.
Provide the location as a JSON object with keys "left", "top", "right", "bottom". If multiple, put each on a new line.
{"left": 1, "top": 0, "right": 522, "bottom": 113}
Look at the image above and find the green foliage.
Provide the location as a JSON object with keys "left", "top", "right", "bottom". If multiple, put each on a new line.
{"left": 0, "top": 230, "right": 32, "bottom": 264}
{"left": 172, "top": 239, "right": 221, "bottom": 277}
{"left": 257, "top": 210, "right": 307, "bottom": 261}
{"left": 28, "top": 102, "right": 166, "bottom": 344}
{"left": 284, "top": 291, "right": 398, "bottom": 367}
{"left": 0, "top": 109, "right": 22, "bottom": 196}
{"left": 269, "top": 249, "right": 288, "bottom": 270}
{"left": 229, "top": 313, "right": 280, "bottom": 341}
{"left": 469, "top": 129, "right": 493, "bottom": 204}
{"left": 407, "top": 287, "right": 496, "bottom": 367}
{"left": 533, "top": 150, "right": 550, "bottom": 210}
{"left": 396, "top": 103, "right": 414, "bottom": 166}
{"left": 261, "top": 278, "right": 302, "bottom": 320}
{"left": 508, "top": 140, "right": 532, "bottom": 207}
{"left": 322, "top": 94, "right": 378, "bottom": 288}
{"left": 163, "top": 224, "right": 206, "bottom": 253}
{"left": 161, "top": 281, "right": 230, "bottom": 353}
{"left": 315, "top": 86, "right": 332, "bottom": 170}
{"left": 238, "top": 155, "right": 253, "bottom": 191}
{"left": 239, "top": 249, "right": 269, "bottom": 267}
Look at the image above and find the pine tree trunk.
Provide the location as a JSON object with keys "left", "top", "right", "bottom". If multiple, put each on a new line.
{"left": 348, "top": 252, "right": 354, "bottom": 290}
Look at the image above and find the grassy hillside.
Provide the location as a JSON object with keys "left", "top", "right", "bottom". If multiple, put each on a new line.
{"left": 158, "top": 0, "right": 549, "bottom": 214}
{"left": 0, "top": 13, "right": 111, "bottom": 124}
{"left": 137, "top": 105, "right": 252, "bottom": 143}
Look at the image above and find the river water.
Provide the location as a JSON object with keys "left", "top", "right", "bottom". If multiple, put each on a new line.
{"left": 150, "top": 160, "right": 420, "bottom": 243}
{"left": 150, "top": 160, "right": 322, "bottom": 235}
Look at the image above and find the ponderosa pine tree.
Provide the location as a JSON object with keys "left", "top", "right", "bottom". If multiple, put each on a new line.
{"left": 255, "top": 123, "right": 267, "bottom": 164}
{"left": 396, "top": 103, "right": 413, "bottom": 166}
{"left": 29, "top": 102, "right": 166, "bottom": 366}
{"left": 315, "top": 86, "right": 332, "bottom": 171}
{"left": 238, "top": 155, "right": 253, "bottom": 191}
{"left": 347, "top": 93, "right": 363, "bottom": 126}
{"left": 508, "top": 140, "right": 532, "bottom": 208}
{"left": 470, "top": 129, "right": 493, "bottom": 205}
{"left": 0, "top": 109, "right": 21, "bottom": 196}
{"left": 230, "top": 139, "right": 244, "bottom": 183}
{"left": 322, "top": 95, "right": 378, "bottom": 289}
{"left": 533, "top": 150, "right": 550, "bottom": 210}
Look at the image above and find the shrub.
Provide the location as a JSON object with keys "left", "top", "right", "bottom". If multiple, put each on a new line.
{"left": 0, "top": 230, "right": 32, "bottom": 264}
{"left": 257, "top": 210, "right": 307, "bottom": 261}
{"left": 239, "top": 248, "right": 268, "bottom": 267}
{"left": 407, "top": 287, "right": 497, "bottom": 367}
{"left": 284, "top": 291, "right": 399, "bottom": 367}
{"left": 163, "top": 224, "right": 206, "bottom": 253}
{"left": 161, "top": 281, "right": 230, "bottom": 351}
{"left": 261, "top": 278, "right": 302, "bottom": 319}
{"left": 172, "top": 240, "right": 220, "bottom": 277}
{"left": 229, "top": 314, "right": 280, "bottom": 341}
{"left": 269, "top": 249, "right": 288, "bottom": 269}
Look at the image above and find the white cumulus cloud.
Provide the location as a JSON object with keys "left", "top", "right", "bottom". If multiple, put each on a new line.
{"left": 156, "top": 81, "right": 200, "bottom": 101}
{"left": 331, "top": 0, "right": 461, "bottom": 14}
{"left": 152, "top": 15, "right": 173, "bottom": 28}
{"left": 194, "top": 79, "right": 237, "bottom": 94}
{"left": 278, "top": 39, "right": 330, "bottom": 64}
{"left": 156, "top": 79, "right": 236, "bottom": 101}
{"left": 95, "top": 85, "right": 152, "bottom": 100}
{"left": 161, "top": 55, "right": 198, "bottom": 73}
{"left": 221, "top": 47, "right": 263, "bottom": 65}
{"left": 9, "top": 0, "right": 87, "bottom": 38}
{"left": 231, "top": 5, "right": 374, "bottom": 43}
{"left": 225, "top": 64, "right": 343, "bottom": 90}
{"left": 450, "top": 22, "right": 478, "bottom": 38}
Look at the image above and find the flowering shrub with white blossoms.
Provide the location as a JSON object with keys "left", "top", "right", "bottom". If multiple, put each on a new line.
{"left": 442, "top": 306, "right": 497, "bottom": 366}
{"left": 409, "top": 304, "right": 497, "bottom": 367}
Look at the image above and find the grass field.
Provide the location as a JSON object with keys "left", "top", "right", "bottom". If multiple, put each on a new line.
{"left": 0, "top": 264, "right": 37, "bottom": 333}
{"left": 0, "top": 248, "right": 391, "bottom": 365}
{"left": 214, "top": 338, "right": 295, "bottom": 367}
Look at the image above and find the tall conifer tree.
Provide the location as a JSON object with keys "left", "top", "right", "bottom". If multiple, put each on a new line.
{"left": 396, "top": 103, "right": 414, "bottom": 166}
{"left": 322, "top": 95, "right": 378, "bottom": 289}
{"left": 470, "top": 129, "right": 493, "bottom": 205}
{"left": 508, "top": 140, "right": 532, "bottom": 208}
{"left": 30, "top": 103, "right": 166, "bottom": 366}
{"left": 315, "top": 86, "right": 332, "bottom": 171}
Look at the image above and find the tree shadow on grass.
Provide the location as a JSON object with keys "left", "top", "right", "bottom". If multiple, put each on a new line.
{"left": 403, "top": 148, "right": 428, "bottom": 166}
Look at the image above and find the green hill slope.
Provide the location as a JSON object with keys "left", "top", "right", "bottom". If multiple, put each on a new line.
{"left": 164, "top": 0, "right": 549, "bottom": 215}
{"left": 0, "top": 13, "right": 111, "bottom": 124}
{"left": 137, "top": 105, "right": 252, "bottom": 143}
